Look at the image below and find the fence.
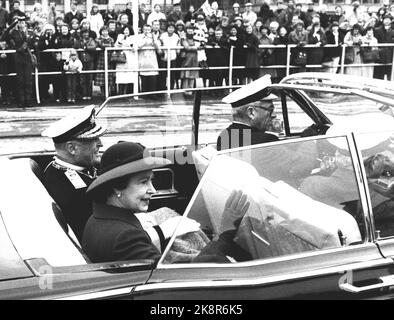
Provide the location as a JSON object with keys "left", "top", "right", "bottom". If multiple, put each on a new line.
{"left": 1, "top": 42, "right": 394, "bottom": 103}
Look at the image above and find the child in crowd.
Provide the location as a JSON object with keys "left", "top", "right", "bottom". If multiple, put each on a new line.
{"left": 63, "top": 49, "right": 82, "bottom": 103}
{"left": 52, "top": 52, "right": 66, "bottom": 103}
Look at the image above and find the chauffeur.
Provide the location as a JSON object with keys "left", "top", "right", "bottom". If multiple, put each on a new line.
{"left": 217, "top": 75, "right": 279, "bottom": 151}
{"left": 42, "top": 105, "right": 106, "bottom": 242}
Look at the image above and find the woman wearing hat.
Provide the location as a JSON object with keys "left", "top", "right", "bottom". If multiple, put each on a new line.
{"left": 343, "top": 23, "right": 363, "bottom": 76}
{"left": 82, "top": 141, "right": 201, "bottom": 263}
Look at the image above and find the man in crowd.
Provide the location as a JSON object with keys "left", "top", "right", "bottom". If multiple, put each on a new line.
{"left": 167, "top": 0, "right": 183, "bottom": 25}
{"left": 8, "top": 0, "right": 25, "bottom": 24}
{"left": 64, "top": 1, "right": 84, "bottom": 26}
{"left": 42, "top": 105, "right": 106, "bottom": 242}
{"left": 0, "top": 5, "right": 9, "bottom": 35}
{"left": 242, "top": 2, "right": 257, "bottom": 26}
{"left": 374, "top": 14, "right": 394, "bottom": 80}
{"left": 217, "top": 75, "right": 279, "bottom": 151}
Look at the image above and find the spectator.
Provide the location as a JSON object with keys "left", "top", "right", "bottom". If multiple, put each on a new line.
{"left": 0, "top": 40, "right": 12, "bottom": 105}
{"left": 29, "top": 3, "right": 47, "bottom": 28}
{"left": 117, "top": 13, "right": 133, "bottom": 36}
{"left": 344, "top": 23, "right": 363, "bottom": 76}
{"left": 157, "top": 22, "right": 180, "bottom": 91}
{"left": 183, "top": 4, "right": 195, "bottom": 24}
{"left": 122, "top": 2, "right": 133, "bottom": 27}
{"left": 253, "top": 19, "right": 263, "bottom": 40}
{"left": 274, "top": 1, "right": 289, "bottom": 29}
{"left": 258, "top": 25, "right": 276, "bottom": 81}
{"left": 52, "top": 52, "right": 66, "bottom": 102}
{"left": 103, "top": 4, "right": 118, "bottom": 25}
{"left": 159, "top": 19, "right": 167, "bottom": 33}
{"left": 268, "top": 21, "right": 279, "bottom": 42}
{"left": 95, "top": 26, "right": 115, "bottom": 97}
{"left": 138, "top": 2, "right": 149, "bottom": 32}
{"left": 319, "top": 5, "right": 330, "bottom": 31}
{"left": 47, "top": 2, "right": 57, "bottom": 27}
{"left": 75, "top": 28, "right": 97, "bottom": 100}
{"left": 88, "top": 4, "right": 104, "bottom": 36}
{"left": 151, "top": 19, "right": 162, "bottom": 42}
{"left": 258, "top": 2, "right": 274, "bottom": 29}
{"left": 37, "top": 23, "right": 56, "bottom": 102}
{"left": 175, "top": 19, "right": 185, "bottom": 36}
{"left": 53, "top": 23, "right": 76, "bottom": 60}
{"left": 305, "top": 2, "right": 316, "bottom": 27}
{"left": 8, "top": 16, "right": 33, "bottom": 108}
{"left": 64, "top": 1, "right": 83, "bottom": 26}
{"left": 70, "top": 18, "right": 80, "bottom": 40}
{"left": 374, "top": 14, "right": 394, "bottom": 80}
{"left": 80, "top": 19, "right": 97, "bottom": 39}
{"left": 289, "top": 20, "right": 308, "bottom": 73}
{"left": 233, "top": 16, "right": 244, "bottom": 30}
{"left": 54, "top": 16, "right": 64, "bottom": 36}
{"left": 0, "top": 6, "right": 9, "bottom": 35}
{"left": 114, "top": 26, "right": 138, "bottom": 95}
{"left": 286, "top": 0, "right": 296, "bottom": 30}
{"left": 243, "top": 2, "right": 257, "bottom": 27}
{"left": 136, "top": 24, "right": 159, "bottom": 93}
{"left": 330, "top": 6, "right": 347, "bottom": 26}
{"left": 228, "top": 25, "right": 245, "bottom": 85}
{"left": 8, "top": 0, "right": 26, "bottom": 25}
{"left": 325, "top": 22, "right": 343, "bottom": 74}
{"left": 273, "top": 26, "right": 289, "bottom": 81}
{"left": 180, "top": 24, "right": 199, "bottom": 96}
{"left": 63, "top": 48, "right": 82, "bottom": 103}
{"left": 167, "top": 0, "right": 183, "bottom": 25}
{"left": 147, "top": 4, "right": 166, "bottom": 27}
{"left": 219, "top": 16, "right": 230, "bottom": 37}
{"left": 206, "top": 1, "right": 222, "bottom": 29}
{"left": 229, "top": 3, "right": 242, "bottom": 24}
{"left": 348, "top": 1, "right": 365, "bottom": 27}
{"left": 307, "top": 21, "right": 327, "bottom": 70}
{"left": 361, "top": 26, "right": 378, "bottom": 78}
{"left": 293, "top": 3, "right": 307, "bottom": 27}
{"left": 194, "top": 15, "right": 209, "bottom": 87}
{"left": 206, "top": 27, "right": 229, "bottom": 91}
{"left": 107, "top": 19, "right": 117, "bottom": 41}
{"left": 244, "top": 24, "right": 259, "bottom": 82}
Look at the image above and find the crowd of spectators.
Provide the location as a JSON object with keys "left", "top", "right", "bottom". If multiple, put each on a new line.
{"left": 1, "top": 0, "right": 394, "bottom": 107}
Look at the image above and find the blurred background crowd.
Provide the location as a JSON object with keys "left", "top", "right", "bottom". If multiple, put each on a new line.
{"left": 1, "top": 0, "right": 394, "bottom": 107}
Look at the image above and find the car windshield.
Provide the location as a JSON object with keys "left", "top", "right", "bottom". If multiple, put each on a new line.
{"left": 160, "top": 136, "right": 366, "bottom": 265}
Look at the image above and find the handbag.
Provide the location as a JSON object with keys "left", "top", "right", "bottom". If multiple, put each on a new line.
{"left": 361, "top": 48, "right": 380, "bottom": 63}
{"left": 292, "top": 50, "right": 307, "bottom": 66}
{"left": 29, "top": 51, "right": 38, "bottom": 68}
{"left": 110, "top": 50, "right": 127, "bottom": 63}
{"left": 344, "top": 47, "right": 354, "bottom": 64}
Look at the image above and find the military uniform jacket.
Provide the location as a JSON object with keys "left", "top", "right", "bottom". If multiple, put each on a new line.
{"left": 82, "top": 203, "right": 161, "bottom": 263}
{"left": 44, "top": 159, "right": 95, "bottom": 242}
{"left": 217, "top": 122, "right": 279, "bottom": 151}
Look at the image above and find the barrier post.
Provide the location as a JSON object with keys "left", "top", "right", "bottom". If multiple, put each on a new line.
{"left": 34, "top": 65, "right": 40, "bottom": 104}
{"left": 340, "top": 45, "right": 346, "bottom": 74}
{"left": 167, "top": 46, "right": 171, "bottom": 96}
{"left": 229, "top": 46, "right": 234, "bottom": 91}
{"left": 286, "top": 45, "right": 291, "bottom": 76}
{"left": 104, "top": 47, "right": 109, "bottom": 99}
{"left": 391, "top": 45, "right": 394, "bottom": 80}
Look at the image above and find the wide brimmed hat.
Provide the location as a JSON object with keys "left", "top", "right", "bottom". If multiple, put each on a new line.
{"left": 87, "top": 141, "right": 171, "bottom": 195}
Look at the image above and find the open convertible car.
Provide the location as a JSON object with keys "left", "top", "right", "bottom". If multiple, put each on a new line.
{"left": 3, "top": 73, "right": 394, "bottom": 299}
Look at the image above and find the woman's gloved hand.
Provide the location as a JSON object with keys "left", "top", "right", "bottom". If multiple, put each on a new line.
{"left": 160, "top": 216, "right": 200, "bottom": 239}
{"left": 220, "top": 190, "right": 250, "bottom": 233}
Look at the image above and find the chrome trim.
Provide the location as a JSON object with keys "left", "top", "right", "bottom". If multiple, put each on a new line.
{"left": 57, "top": 287, "right": 133, "bottom": 300}
{"left": 139, "top": 258, "right": 394, "bottom": 293}
{"left": 158, "top": 242, "right": 372, "bottom": 270}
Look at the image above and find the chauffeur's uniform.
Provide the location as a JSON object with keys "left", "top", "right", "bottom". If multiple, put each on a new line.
{"left": 41, "top": 105, "right": 106, "bottom": 242}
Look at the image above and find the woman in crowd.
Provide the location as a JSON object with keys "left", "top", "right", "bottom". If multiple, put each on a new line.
{"left": 361, "top": 26, "right": 378, "bottom": 78}
{"left": 258, "top": 25, "right": 276, "bottom": 81}
{"left": 103, "top": 4, "right": 118, "bottom": 25}
{"left": 88, "top": 3, "right": 104, "bottom": 37}
{"left": 344, "top": 23, "right": 363, "bottom": 76}
{"left": 244, "top": 24, "right": 260, "bottom": 83}
{"left": 95, "top": 26, "right": 115, "bottom": 97}
{"left": 29, "top": 2, "right": 47, "bottom": 28}
{"left": 147, "top": 4, "right": 166, "bottom": 27}
{"left": 180, "top": 24, "right": 199, "bottom": 96}
{"left": 117, "top": 13, "right": 133, "bottom": 36}
{"left": 228, "top": 25, "right": 245, "bottom": 85}
{"left": 289, "top": 20, "right": 308, "bottom": 73}
{"left": 75, "top": 28, "right": 97, "bottom": 100}
{"left": 136, "top": 24, "right": 160, "bottom": 93}
{"left": 183, "top": 5, "right": 195, "bottom": 24}
{"left": 53, "top": 23, "right": 76, "bottom": 61}
{"left": 330, "top": 5, "right": 347, "bottom": 26}
{"left": 79, "top": 19, "right": 97, "bottom": 39}
{"left": 307, "top": 21, "right": 327, "bottom": 71}
{"left": 69, "top": 18, "right": 81, "bottom": 40}
{"left": 114, "top": 26, "right": 138, "bottom": 95}
{"left": 273, "top": 26, "right": 289, "bottom": 82}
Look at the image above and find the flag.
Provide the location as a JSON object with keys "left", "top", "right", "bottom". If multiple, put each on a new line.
{"left": 200, "top": 0, "right": 213, "bottom": 16}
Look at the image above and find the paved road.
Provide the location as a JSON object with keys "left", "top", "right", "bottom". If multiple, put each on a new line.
{"left": 0, "top": 95, "right": 233, "bottom": 155}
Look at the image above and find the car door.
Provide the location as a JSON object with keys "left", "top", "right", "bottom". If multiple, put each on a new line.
{"left": 133, "top": 134, "right": 394, "bottom": 300}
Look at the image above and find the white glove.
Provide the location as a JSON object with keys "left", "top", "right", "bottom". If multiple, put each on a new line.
{"left": 160, "top": 216, "right": 200, "bottom": 239}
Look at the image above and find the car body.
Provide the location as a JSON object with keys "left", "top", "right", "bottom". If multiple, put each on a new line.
{"left": 2, "top": 73, "right": 394, "bottom": 300}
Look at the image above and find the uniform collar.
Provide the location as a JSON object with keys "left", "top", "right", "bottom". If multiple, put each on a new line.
{"left": 232, "top": 121, "right": 252, "bottom": 128}
{"left": 54, "top": 156, "right": 87, "bottom": 171}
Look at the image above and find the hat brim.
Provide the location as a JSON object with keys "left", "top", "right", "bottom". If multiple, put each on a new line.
{"left": 76, "top": 122, "right": 107, "bottom": 140}
{"left": 87, "top": 156, "right": 171, "bottom": 195}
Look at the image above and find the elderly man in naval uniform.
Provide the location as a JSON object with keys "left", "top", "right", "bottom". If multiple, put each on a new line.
{"left": 42, "top": 105, "right": 106, "bottom": 242}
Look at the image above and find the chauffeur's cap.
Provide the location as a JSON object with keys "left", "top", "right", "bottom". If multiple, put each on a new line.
{"left": 222, "top": 75, "right": 278, "bottom": 108}
{"left": 42, "top": 105, "right": 107, "bottom": 144}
